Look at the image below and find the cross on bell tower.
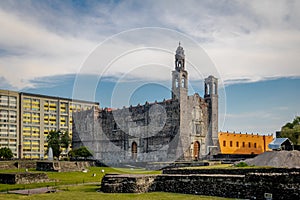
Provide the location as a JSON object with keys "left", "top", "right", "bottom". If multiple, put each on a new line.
{"left": 172, "top": 43, "right": 188, "bottom": 100}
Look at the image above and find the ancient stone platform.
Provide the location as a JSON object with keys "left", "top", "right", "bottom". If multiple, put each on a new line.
{"left": 101, "top": 168, "right": 300, "bottom": 200}
{"left": 36, "top": 161, "right": 91, "bottom": 172}
{"left": 0, "top": 172, "right": 51, "bottom": 184}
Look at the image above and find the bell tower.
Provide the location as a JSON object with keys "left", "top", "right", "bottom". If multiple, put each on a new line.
{"left": 204, "top": 75, "right": 219, "bottom": 152}
{"left": 172, "top": 43, "right": 188, "bottom": 100}
{"left": 171, "top": 43, "right": 190, "bottom": 160}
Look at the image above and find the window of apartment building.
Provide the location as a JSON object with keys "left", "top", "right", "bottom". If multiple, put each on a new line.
{"left": 254, "top": 143, "right": 257, "bottom": 148}
{"left": 44, "top": 100, "right": 49, "bottom": 112}
{"left": 230, "top": 141, "right": 233, "bottom": 147}
{"left": 223, "top": 140, "right": 226, "bottom": 147}
{"left": 0, "top": 124, "right": 8, "bottom": 137}
{"left": 9, "top": 96, "right": 17, "bottom": 108}
{"left": 0, "top": 110, "right": 8, "bottom": 122}
{"left": 49, "top": 101, "right": 57, "bottom": 113}
{"left": 60, "top": 116, "right": 68, "bottom": 127}
{"left": 9, "top": 111, "right": 17, "bottom": 123}
{"left": 31, "top": 99, "right": 40, "bottom": 111}
{"left": 0, "top": 139, "right": 8, "bottom": 147}
{"left": 44, "top": 113, "right": 49, "bottom": 124}
{"left": 248, "top": 142, "right": 251, "bottom": 148}
{"left": 9, "top": 125, "right": 16, "bottom": 135}
{"left": 9, "top": 139, "right": 17, "bottom": 147}
{"left": 32, "top": 127, "right": 40, "bottom": 138}
{"left": 23, "top": 98, "right": 31, "bottom": 110}
{"left": 0, "top": 95, "right": 8, "bottom": 107}
{"left": 236, "top": 141, "right": 239, "bottom": 147}
{"left": 71, "top": 103, "right": 81, "bottom": 112}
{"left": 23, "top": 112, "right": 31, "bottom": 124}
{"left": 32, "top": 113, "right": 40, "bottom": 125}
{"left": 60, "top": 102, "right": 68, "bottom": 114}
{"left": 49, "top": 114, "right": 56, "bottom": 126}
{"left": 23, "top": 126, "right": 31, "bottom": 137}
{"left": 242, "top": 142, "right": 245, "bottom": 147}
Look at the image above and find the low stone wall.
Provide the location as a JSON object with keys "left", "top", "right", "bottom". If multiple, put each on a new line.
{"left": 146, "top": 161, "right": 209, "bottom": 170}
{"left": 0, "top": 161, "right": 37, "bottom": 170}
{"left": 0, "top": 161, "right": 17, "bottom": 170}
{"left": 36, "top": 161, "right": 91, "bottom": 172}
{"left": 17, "top": 161, "right": 37, "bottom": 169}
{"left": 0, "top": 173, "right": 50, "bottom": 184}
{"left": 163, "top": 167, "right": 300, "bottom": 175}
{"left": 101, "top": 170, "right": 300, "bottom": 200}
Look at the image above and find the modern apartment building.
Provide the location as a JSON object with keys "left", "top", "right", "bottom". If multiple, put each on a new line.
{"left": 0, "top": 90, "right": 19, "bottom": 158}
{"left": 0, "top": 89, "right": 99, "bottom": 159}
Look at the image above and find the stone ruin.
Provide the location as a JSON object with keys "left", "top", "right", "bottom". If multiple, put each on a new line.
{"left": 101, "top": 168, "right": 300, "bottom": 199}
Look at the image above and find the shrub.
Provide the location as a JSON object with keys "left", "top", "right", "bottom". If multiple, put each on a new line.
{"left": 235, "top": 162, "right": 249, "bottom": 167}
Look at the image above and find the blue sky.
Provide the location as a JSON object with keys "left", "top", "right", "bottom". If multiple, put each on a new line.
{"left": 0, "top": 0, "right": 299, "bottom": 134}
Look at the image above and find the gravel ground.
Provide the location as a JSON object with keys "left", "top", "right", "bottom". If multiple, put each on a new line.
{"left": 244, "top": 150, "right": 300, "bottom": 168}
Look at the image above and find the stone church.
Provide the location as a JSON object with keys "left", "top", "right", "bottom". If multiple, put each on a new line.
{"left": 72, "top": 44, "right": 219, "bottom": 165}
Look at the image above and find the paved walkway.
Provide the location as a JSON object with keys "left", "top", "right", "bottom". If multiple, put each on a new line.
{"left": 7, "top": 187, "right": 57, "bottom": 195}
{"left": 5, "top": 182, "right": 100, "bottom": 195}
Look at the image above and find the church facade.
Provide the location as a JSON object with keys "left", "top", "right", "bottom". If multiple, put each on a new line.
{"left": 72, "top": 44, "right": 219, "bottom": 165}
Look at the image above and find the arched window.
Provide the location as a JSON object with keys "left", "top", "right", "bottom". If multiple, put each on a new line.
{"left": 193, "top": 141, "right": 200, "bottom": 160}
{"left": 132, "top": 142, "right": 137, "bottom": 160}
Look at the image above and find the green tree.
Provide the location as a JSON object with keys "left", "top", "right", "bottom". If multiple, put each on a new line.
{"left": 68, "top": 146, "right": 93, "bottom": 159}
{"left": 0, "top": 147, "right": 14, "bottom": 159}
{"left": 47, "top": 130, "right": 61, "bottom": 158}
{"left": 280, "top": 116, "right": 300, "bottom": 145}
{"left": 60, "top": 131, "right": 71, "bottom": 149}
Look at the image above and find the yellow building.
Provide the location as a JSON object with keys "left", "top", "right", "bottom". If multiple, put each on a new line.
{"left": 218, "top": 132, "right": 273, "bottom": 155}
{"left": 0, "top": 89, "right": 99, "bottom": 159}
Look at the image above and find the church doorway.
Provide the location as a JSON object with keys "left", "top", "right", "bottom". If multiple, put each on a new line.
{"left": 193, "top": 141, "right": 200, "bottom": 160}
{"left": 132, "top": 142, "right": 137, "bottom": 160}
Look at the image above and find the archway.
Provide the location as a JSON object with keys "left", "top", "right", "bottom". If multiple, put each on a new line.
{"left": 132, "top": 142, "right": 137, "bottom": 160}
{"left": 193, "top": 141, "right": 200, "bottom": 160}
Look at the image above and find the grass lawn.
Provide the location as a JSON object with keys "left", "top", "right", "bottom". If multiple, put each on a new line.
{"left": 0, "top": 164, "right": 244, "bottom": 199}
{"left": 0, "top": 184, "right": 234, "bottom": 200}
{"left": 0, "top": 167, "right": 161, "bottom": 192}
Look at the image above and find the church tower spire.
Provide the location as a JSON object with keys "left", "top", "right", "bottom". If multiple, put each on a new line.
{"left": 175, "top": 42, "right": 185, "bottom": 71}
{"left": 172, "top": 43, "right": 188, "bottom": 99}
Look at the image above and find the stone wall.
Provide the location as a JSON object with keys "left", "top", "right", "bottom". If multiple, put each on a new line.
{"left": 36, "top": 161, "right": 91, "bottom": 172}
{"left": 0, "top": 161, "right": 36, "bottom": 170}
{"left": 0, "top": 173, "right": 50, "bottom": 184}
{"left": 101, "top": 169, "right": 300, "bottom": 200}
{"left": 0, "top": 161, "right": 17, "bottom": 170}
{"left": 162, "top": 167, "right": 300, "bottom": 175}
{"left": 72, "top": 100, "right": 184, "bottom": 165}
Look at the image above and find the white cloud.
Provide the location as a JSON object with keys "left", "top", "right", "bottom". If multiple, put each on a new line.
{"left": 0, "top": 0, "right": 300, "bottom": 90}
{"left": 0, "top": 7, "right": 96, "bottom": 89}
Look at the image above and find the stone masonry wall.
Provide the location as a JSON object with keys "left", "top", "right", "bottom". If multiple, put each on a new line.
{"left": 36, "top": 161, "right": 91, "bottom": 172}
{"left": 162, "top": 167, "right": 300, "bottom": 175}
{"left": 73, "top": 100, "right": 185, "bottom": 165}
{"left": 0, "top": 173, "right": 50, "bottom": 184}
{"left": 101, "top": 170, "right": 300, "bottom": 200}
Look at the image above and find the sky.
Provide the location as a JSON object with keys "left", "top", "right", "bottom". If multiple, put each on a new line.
{"left": 0, "top": 0, "right": 300, "bottom": 134}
